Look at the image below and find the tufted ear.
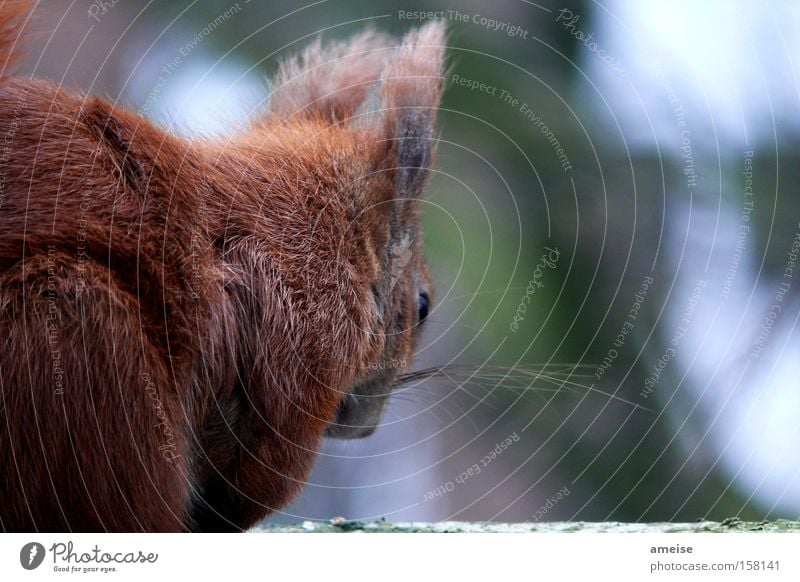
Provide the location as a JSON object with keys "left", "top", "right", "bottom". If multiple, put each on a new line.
{"left": 358, "top": 22, "right": 445, "bottom": 199}
{"left": 267, "top": 23, "right": 444, "bottom": 130}
{"left": 267, "top": 28, "right": 393, "bottom": 122}
{"left": 356, "top": 23, "right": 445, "bottom": 302}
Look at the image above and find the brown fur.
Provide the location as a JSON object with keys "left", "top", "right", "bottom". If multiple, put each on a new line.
{"left": 0, "top": 3, "right": 444, "bottom": 532}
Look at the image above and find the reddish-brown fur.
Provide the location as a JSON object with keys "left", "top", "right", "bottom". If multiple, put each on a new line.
{"left": 0, "top": 2, "right": 444, "bottom": 531}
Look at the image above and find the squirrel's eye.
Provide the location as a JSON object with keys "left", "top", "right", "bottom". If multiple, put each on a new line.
{"left": 418, "top": 291, "right": 430, "bottom": 323}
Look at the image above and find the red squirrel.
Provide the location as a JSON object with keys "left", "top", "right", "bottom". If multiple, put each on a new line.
{"left": 0, "top": 2, "right": 444, "bottom": 532}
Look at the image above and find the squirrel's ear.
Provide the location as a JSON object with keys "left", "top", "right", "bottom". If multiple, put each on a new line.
{"left": 267, "top": 25, "right": 446, "bottom": 195}
{"left": 359, "top": 22, "right": 446, "bottom": 198}
{"left": 365, "top": 24, "right": 444, "bottom": 301}
{"left": 267, "top": 28, "right": 393, "bottom": 121}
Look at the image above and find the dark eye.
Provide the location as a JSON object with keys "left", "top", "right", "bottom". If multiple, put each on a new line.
{"left": 418, "top": 291, "right": 429, "bottom": 323}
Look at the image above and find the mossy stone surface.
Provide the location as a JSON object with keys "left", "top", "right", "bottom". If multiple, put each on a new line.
{"left": 252, "top": 517, "right": 800, "bottom": 533}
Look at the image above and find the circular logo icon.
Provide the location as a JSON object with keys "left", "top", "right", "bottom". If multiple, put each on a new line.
{"left": 20, "top": 542, "right": 46, "bottom": 570}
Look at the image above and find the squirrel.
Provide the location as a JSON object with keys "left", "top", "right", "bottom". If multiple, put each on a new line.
{"left": 0, "top": 1, "right": 444, "bottom": 532}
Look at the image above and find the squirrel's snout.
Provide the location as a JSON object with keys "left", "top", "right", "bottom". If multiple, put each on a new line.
{"left": 325, "top": 375, "right": 394, "bottom": 439}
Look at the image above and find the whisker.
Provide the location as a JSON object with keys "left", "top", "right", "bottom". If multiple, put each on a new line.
{"left": 395, "top": 363, "right": 655, "bottom": 414}
{"left": 425, "top": 407, "right": 447, "bottom": 429}
{"left": 399, "top": 363, "right": 594, "bottom": 379}
{"left": 439, "top": 285, "right": 529, "bottom": 304}
{"left": 440, "top": 372, "right": 504, "bottom": 414}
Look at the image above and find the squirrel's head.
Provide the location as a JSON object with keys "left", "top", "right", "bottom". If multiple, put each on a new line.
{"left": 257, "top": 23, "right": 445, "bottom": 438}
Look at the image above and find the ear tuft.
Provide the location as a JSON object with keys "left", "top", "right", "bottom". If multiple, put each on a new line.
{"left": 265, "top": 23, "right": 446, "bottom": 196}
{"left": 268, "top": 28, "right": 392, "bottom": 121}
{"left": 378, "top": 21, "right": 446, "bottom": 197}
{"left": 382, "top": 21, "right": 446, "bottom": 114}
{"left": 266, "top": 22, "right": 446, "bottom": 134}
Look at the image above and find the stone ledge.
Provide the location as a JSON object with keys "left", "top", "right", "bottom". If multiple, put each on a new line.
{"left": 252, "top": 517, "right": 800, "bottom": 533}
